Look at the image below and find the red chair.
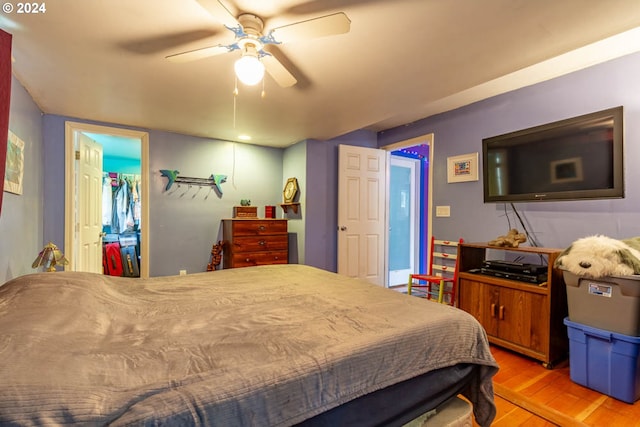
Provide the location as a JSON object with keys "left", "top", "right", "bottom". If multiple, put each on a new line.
{"left": 408, "top": 237, "right": 463, "bottom": 305}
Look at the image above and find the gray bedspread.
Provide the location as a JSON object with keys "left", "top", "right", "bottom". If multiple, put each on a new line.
{"left": 0, "top": 264, "right": 498, "bottom": 426}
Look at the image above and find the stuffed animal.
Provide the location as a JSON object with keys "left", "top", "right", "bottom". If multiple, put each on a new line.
{"left": 488, "top": 229, "right": 527, "bottom": 248}
{"left": 554, "top": 235, "right": 640, "bottom": 278}
{"left": 207, "top": 241, "right": 224, "bottom": 271}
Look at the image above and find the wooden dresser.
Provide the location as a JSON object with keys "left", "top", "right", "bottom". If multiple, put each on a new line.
{"left": 222, "top": 219, "right": 288, "bottom": 268}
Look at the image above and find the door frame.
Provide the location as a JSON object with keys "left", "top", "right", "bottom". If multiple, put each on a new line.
{"left": 64, "top": 121, "right": 150, "bottom": 278}
{"left": 382, "top": 133, "right": 434, "bottom": 282}
{"left": 388, "top": 155, "right": 420, "bottom": 286}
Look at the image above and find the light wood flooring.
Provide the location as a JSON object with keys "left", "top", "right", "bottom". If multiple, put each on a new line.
{"left": 480, "top": 345, "right": 640, "bottom": 427}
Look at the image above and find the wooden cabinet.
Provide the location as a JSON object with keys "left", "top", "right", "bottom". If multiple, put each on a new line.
{"left": 457, "top": 243, "right": 568, "bottom": 367}
{"left": 222, "top": 219, "right": 288, "bottom": 268}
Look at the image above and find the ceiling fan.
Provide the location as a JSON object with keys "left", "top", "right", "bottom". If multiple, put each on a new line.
{"left": 166, "top": 0, "right": 351, "bottom": 87}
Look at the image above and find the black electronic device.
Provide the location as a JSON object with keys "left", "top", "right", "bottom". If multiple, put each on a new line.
{"left": 478, "top": 267, "right": 547, "bottom": 284}
{"left": 482, "top": 260, "right": 547, "bottom": 276}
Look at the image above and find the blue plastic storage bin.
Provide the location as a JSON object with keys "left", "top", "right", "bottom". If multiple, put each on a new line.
{"left": 564, "top": 317, "right": 640, "bottom": 403}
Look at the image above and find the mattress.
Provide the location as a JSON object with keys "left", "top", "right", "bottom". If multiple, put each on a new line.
{"left": 0, "top": 264, "right": 498, "bottom": 426}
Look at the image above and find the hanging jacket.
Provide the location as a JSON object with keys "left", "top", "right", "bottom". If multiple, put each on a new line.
{"left": 102, "top": 176, "right": 112, "bottom": 226}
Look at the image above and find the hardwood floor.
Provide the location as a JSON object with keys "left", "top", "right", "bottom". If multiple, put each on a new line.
{"left": 479, "top": 345, "right": 640, "bottom": 426}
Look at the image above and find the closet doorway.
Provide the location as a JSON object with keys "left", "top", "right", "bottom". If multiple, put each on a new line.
{"left": 64, "top": 122, "right": 150, "bottom": 278}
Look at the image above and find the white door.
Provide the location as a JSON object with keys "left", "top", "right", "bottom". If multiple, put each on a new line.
{"left": 388, "top": 156, "right": 419, "bottom": 286}
{"left": 77, "top": 133, "right": 103, "bottom": 273}
{"left": 337, "top": 145, "right": 387, "bottom": 286}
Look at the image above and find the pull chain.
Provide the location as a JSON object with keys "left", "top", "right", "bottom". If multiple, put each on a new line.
{"left": 233, "top": 77, "right": 239, "bottom": 129}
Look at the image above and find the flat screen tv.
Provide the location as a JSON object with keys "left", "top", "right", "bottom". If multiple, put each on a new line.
{"left": 482, "top": 106, "right": 624, "bottom": 203}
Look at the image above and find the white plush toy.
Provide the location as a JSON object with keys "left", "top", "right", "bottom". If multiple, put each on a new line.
{"left": 554, "top": 235, "right": 640, "bottom": 278}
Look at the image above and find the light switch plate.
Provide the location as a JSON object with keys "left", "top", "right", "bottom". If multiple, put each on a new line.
{"left": 436, "top": 205, "right": 451, "bottom": 217}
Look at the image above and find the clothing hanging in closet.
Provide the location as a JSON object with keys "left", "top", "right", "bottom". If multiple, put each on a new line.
{"left": 102, "top": 176, "right": 112, "bottom": 226}
{"left": 103, "top": 173, "right": 141, "bottom": 233}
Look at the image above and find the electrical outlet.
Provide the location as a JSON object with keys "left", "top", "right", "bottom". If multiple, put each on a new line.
{"left": 436, "top": 206, "right": 451, "bottom": 217}
{"left": 179, "top": 269, "right": 187, "bottom": 276}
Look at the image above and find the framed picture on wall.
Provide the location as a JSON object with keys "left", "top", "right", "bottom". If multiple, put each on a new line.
{"left": 4, "top": 130, "right": 25, "bottom": 195}
{"left": 447, "top": 152, "right": 479, "bottom": 183}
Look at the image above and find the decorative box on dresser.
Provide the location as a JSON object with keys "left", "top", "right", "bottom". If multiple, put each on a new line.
{"left": 457, "top": 243, "right": 568, "bottom": 368}
{"left": 222, "top": 219, "right": 288, "bottom": 268}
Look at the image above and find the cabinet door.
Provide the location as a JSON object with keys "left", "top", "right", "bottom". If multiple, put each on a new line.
{"left": 459, "top": 279, "right": 498, "bottom": 336}
{"left": 495, "top": 286, "right": 547, "bottom": 354}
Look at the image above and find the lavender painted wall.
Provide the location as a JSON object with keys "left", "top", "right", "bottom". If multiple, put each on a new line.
{"left": 0, "top": 76, "right": 44, "bottom": 282}
{"left": 378, "top": 52, "right": 640, "bottom": 249}
{"left": 148, "top": 131, "right": 283, "bottom": 276}
{"left": 42, "top": 115, "right": 67, "bottom": 251}
{"left": 283, "top": 141, "right": 306, "bottom": 264}
{"left": 305, "top": 139, "right": 338, "bottom": 271}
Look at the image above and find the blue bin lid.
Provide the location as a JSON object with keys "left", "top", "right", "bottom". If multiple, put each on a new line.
{"left": 564, "top": 317, "right": 640, "bottom": 345}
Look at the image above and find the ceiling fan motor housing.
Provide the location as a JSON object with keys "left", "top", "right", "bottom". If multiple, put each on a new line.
{"left": 236, "top": 14, "right": 266, "bottom": 51}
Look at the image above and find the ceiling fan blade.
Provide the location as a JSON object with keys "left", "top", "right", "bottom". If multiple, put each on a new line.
{"left": 268, "top": 12, "right": 350, "bottom": 44}
{"left": 120, "top": 29, "right": 221, "bottom": 55}
{"left": 166, "top": 44, "right": 231, "bottom": 63}
{"left": 196, "top": 0, "right": 240, "bottom": 29}
{"left": 263, "top": 54, "right": 297, "bottom": 87}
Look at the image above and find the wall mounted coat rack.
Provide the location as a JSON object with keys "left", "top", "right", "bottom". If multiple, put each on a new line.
{"left": 160, "top": 170, "right": 227, "bottom": 195}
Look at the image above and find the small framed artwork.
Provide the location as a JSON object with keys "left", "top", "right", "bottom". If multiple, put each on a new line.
{"left": 4, "top": 130, "right": 25, "bottom": 195}
{"left": 447, "top": 152, "right": 479, "bottom": 183}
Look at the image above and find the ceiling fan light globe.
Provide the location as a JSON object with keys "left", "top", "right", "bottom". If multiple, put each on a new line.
{"left": 234, "top": 56, "right": 265, "bottom": 86}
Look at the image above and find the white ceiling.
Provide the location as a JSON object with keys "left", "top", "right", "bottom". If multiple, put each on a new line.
{"left": 3, "top": 0, "right": 640, "bottom": 148}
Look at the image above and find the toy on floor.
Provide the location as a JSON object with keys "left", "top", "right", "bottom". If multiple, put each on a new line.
{"left": 488, "top": 228, "right": 527, "bottom": 248}
{"left": 207, "top": 241, "right": 224, "bottom": 271}
{"left": 554, "top": 235, "right": 640, "bottom": 278}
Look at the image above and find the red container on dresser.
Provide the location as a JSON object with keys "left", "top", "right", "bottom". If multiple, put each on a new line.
{"left": 264, "top": 205, "right": 276, "bottom": 218}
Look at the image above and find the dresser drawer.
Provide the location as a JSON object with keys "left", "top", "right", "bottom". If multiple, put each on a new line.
{"left": 230, "top": 235, "right": 288, "bottom": 253}
{"left": 231, "top": 251, "right": 288, "bottom": 267}
{"left": 232, "top": 219, "right": 287, "bottom": 236}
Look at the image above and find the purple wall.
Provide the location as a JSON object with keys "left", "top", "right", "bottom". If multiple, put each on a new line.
{"left": 0, "top": 76, "right": 44, "bottom": 282}
{"left": 378, "top": 52, "right": 640, "bottom": 249}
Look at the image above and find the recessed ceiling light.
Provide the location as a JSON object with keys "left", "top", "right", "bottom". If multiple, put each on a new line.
{"left": 238, "top": 135, "right": 251, "bottom": 141}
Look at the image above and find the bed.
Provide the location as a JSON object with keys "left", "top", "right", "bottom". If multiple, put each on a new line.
{"left": 0, "top": 264, "right": 498, "bottom": 426}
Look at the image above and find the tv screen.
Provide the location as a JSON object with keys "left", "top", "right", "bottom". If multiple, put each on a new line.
{"left": 482, "top": 106, "right": 624, "bottom": 203}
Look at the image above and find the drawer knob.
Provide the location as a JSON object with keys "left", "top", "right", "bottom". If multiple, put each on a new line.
{"left": 258, "top": 225, "right": 266, "bottom": 231}
{"left": 259, "top": 240, "right": 266, "bottom": 246}
{"left": 245, "top": 258, "right": 250, "bottom": 262}
{"left": 274, "top": 256, "right": 279, "bottom": 260}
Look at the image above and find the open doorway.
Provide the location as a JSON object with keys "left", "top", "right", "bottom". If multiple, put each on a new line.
{"left": 64, "top": 122, "right": 150, "bottom": 278}
{"left": 384, "top": 134, "right": 433, "bottom": 288}
{"left": 388, "top": 155, "right": 420, "bottom": 285}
